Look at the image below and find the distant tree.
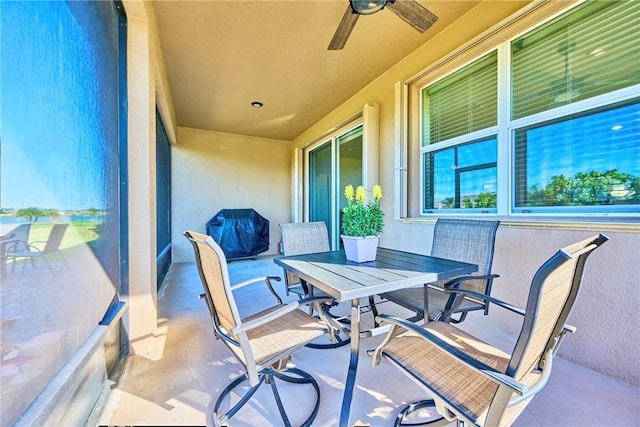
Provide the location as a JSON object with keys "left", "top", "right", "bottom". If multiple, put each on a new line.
{"left": 475, "top": 192, "right": 497, "bottom": 208}
{"left": 15, "top": 207, "right": 45, "bottom": 223}
{"left": 441, "top": 197, "right": 455, "bottom": 208}
{"left": 86, "top": 207, "right": 101, "bottom": 217}
{"left": 462, "top": 198, "right": 474, "bottom": 208}
{"left": 42, "top": 209, "right": 60, "bottom": 223}
{"left": 544, "top": 174, "right": 573, "bottom": 205}
{"left": 528, "top": 169, "right": 638, "bottom": 206}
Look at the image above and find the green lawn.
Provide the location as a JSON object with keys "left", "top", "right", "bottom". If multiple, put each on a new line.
{"left": 23, "top": 221, "right": 100, "bottom": 249}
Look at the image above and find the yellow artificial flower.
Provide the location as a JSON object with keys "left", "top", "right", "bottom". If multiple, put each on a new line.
{"left": 372, "top": 185, "right": 383, "bottom": 202}
{"left": 344, "top": 184, "right": 354, "bottom": 202}
{"left": 355, "top": 185, "right": 366, "bottom": 204}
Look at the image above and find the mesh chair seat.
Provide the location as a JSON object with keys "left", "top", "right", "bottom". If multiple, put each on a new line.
{"left": 379, "top": 286, "right": 484, "bottom": 322}
{"left": 381, "top": 321, "right": 510, "bottom": 421}
{"left": 372, "top": 234, "right": 608, "bottom": 426}
{"left": 228, "top": 307, "right": 329, "bottom": 366}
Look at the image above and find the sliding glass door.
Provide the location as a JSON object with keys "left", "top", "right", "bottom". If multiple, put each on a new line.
{"left": 308, "top": 125, "right": 363, "bottom": 249}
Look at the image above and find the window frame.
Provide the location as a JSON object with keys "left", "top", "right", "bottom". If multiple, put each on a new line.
{"left": 415, "top": 1, "right": 639, "bottom": 218}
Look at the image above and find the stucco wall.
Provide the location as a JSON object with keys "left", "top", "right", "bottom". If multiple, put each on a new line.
{"left": 171, "top": 126, "right": 292, "bottom": 263}
{"left": 291, "top": 1, "right": 640, "bottom": 386}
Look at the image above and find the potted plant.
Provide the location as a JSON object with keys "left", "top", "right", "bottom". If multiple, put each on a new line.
{"left": 341, "top": 184, "right": 384, "bottom": 262}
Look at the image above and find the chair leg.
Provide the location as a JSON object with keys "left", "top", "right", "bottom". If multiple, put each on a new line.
{"left": 213, "top": 367, "right": 321, "bottom": 427}
{"left": 394, "top": 399, "right": 448, "bottom": 427}
{"left": 369, "top": 295, "right": 381, "bottom": 327}
{"left": 271, "top": 367, "right": 321, "bottom": 427}
{"left": 214, "top": 374, "right": 265, "bottom": 426}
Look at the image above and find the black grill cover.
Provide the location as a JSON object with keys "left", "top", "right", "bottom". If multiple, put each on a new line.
{"left": 206, "top": 209, "right": 269, "bottom": 259}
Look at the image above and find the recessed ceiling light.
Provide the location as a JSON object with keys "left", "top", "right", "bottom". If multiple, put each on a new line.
{"left": 251, "top": 101, "right": 264, "bottom": 108}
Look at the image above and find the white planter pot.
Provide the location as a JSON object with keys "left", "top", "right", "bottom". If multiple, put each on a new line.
{"left": 341, "top": 235, "right": 379, "bottom": 263}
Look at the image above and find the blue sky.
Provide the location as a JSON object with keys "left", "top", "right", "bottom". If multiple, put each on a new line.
{"left": 1, "top": 1, "right": 117, "bottom": 211}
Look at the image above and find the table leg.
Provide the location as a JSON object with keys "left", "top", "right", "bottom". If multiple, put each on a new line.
{"left": 340, "top": 299, "right": 360, "bottom": 427}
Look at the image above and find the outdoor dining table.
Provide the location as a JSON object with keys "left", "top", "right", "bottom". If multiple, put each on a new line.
{"left": 274, "top": 246, "right": 478, "bottom": 427}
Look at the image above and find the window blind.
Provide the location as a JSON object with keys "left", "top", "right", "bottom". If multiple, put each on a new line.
{"left": 422, "top": 50, "right": 497, "bottom": 146}
{"left": 511, "top": 0, "right": 640, "bottom": 119}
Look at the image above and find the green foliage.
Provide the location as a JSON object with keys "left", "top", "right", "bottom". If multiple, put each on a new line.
{"left": 444, "top": 192, "right": 496, "bottom": 209}
{"left": 475, "top": 192, "right": 497, "bottom": 208}
{"left": 441, "top": 197, "right": 454, "bottom": 208}
{"left": 85, "top": 207, "right": 101, "bottom": 216}
{"left": 15, "top": 207, "right": 45, "bottom": 223}
{"left": 526, "top": 169, "right": 638, "bottom": 206}
{"left": 341, "top": 185, "right": 384, "bottom": 237}
{"left": 42, "top": 209, "right": 60, "bottom": 222}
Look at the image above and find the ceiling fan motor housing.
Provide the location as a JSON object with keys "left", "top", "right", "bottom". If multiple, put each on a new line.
{"left": 350, "top": 0, "right": 388, "bottom": 15}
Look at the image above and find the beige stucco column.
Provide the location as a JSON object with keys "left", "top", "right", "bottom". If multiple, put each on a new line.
{"left": 123, "top": 1, "right": 159, "bottom": 357}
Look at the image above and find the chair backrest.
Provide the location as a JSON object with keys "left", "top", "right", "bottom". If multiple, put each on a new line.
{"left": 430, "top": 218, "right": 500, "bottom": 294}
{"left": 280, "top": 222, "right": 330, "bottom": 255}
{"left": 491, "top": 233, "right": 608, "bottom": 425}
{"left": 42, "top": 224, "right": 68, "bottom": 253}
{"left": 183, "top": 230, "right": 242, "bottom": 340}
{"left": 9, "top": 224, "right": 31, "bottom": 243}
{"left": 280, "top": 222, "right": 330, "bottom": 288}
{"left": 4, "top": 224, "right": 31, "bottom": 251}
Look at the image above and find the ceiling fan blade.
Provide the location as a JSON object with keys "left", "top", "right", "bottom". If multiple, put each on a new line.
{"left": 387, "top": 0, "right": 438, "bottom": 33}
{"left": 328, "top": 5, "right": 360, "bottom": 50}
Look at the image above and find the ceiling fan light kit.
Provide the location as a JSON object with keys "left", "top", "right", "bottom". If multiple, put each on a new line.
{"left": 328, "top": 0, "right": 438, "bottom": 50}
{"left": 350, "top": 0, "right": 387, "bottom": 15}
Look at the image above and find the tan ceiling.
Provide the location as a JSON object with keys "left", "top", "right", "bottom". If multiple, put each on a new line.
{"left": 151, "top": 0, "right": 481, "bottom": 141}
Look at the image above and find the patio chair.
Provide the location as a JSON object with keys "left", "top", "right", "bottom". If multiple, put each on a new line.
{"left": 183, "top": 230, "right": 335, "bottom": 427}
{"left": 371, "top": 233, "right": 608, "bottom": 426}
{"left": 369, "top": 219, "right": 500, "bottom": 326}
{"left": 279, "top": 222, "right": 331, "bottom": 296}
{"left": 1, "top": 224, "right": 31, "bottom": 274}
{"left": 6, "top": 224, "right": 68, "bottom": 274}
{"left": 280, "top": 221, "right": 350, "bottom": 349}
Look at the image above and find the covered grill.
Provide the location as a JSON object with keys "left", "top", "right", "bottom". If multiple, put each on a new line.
{"left": 206, "top": 209, "right": 269, "bottom": 260}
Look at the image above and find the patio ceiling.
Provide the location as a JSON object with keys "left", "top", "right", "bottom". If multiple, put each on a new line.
{"left": 151, "top": 0, "right": 483, "bottom": 141}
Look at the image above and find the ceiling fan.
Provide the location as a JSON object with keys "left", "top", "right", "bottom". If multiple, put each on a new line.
{"left": 328, "top": 0, "right": 438, "bottom": 50}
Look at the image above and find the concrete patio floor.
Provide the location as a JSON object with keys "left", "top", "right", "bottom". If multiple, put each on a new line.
{"left": 98, "top": 255, "right": 639, "bottom": 426}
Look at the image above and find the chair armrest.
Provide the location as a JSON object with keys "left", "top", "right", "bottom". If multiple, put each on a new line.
{"left": 509, "top": 348, "right": 554, "bottom": 406}
{"left": 231, "top": 276, "right": 283, "bottom": 304}
{"left": 372, "top": 314, "right": 528, "bottom": 396}
{"left": 444, "top": 288, "right": 525, "bottom": 316}
{"left": 296, "top": 295, "right": 336, "bottom": 307}
{"left": 443, "top": 273, "right": 500, "bottom": 290}
{"left": 231, "top": 295, "right": 335, "bottom": 335}
{"left": 3, "top": 239, "right": 32, "bottom": 253}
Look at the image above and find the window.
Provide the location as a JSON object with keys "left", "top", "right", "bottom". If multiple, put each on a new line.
{"left": 0, "top": 1, "right": 125, "bottom": 423}
{"left": 513, "top": 100, "right": 639, "bottom": 213}
{"left": 419, "top": 0, "right": 639, "bottom": 216}
{"left": 421, "top": 51, "right": 498, "bottom": 212}
{"left": 510, "top": 0, "right": 640, "bottom": 214}
{"left": 424, "top": 137, "right": 497, "bottom": 211}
